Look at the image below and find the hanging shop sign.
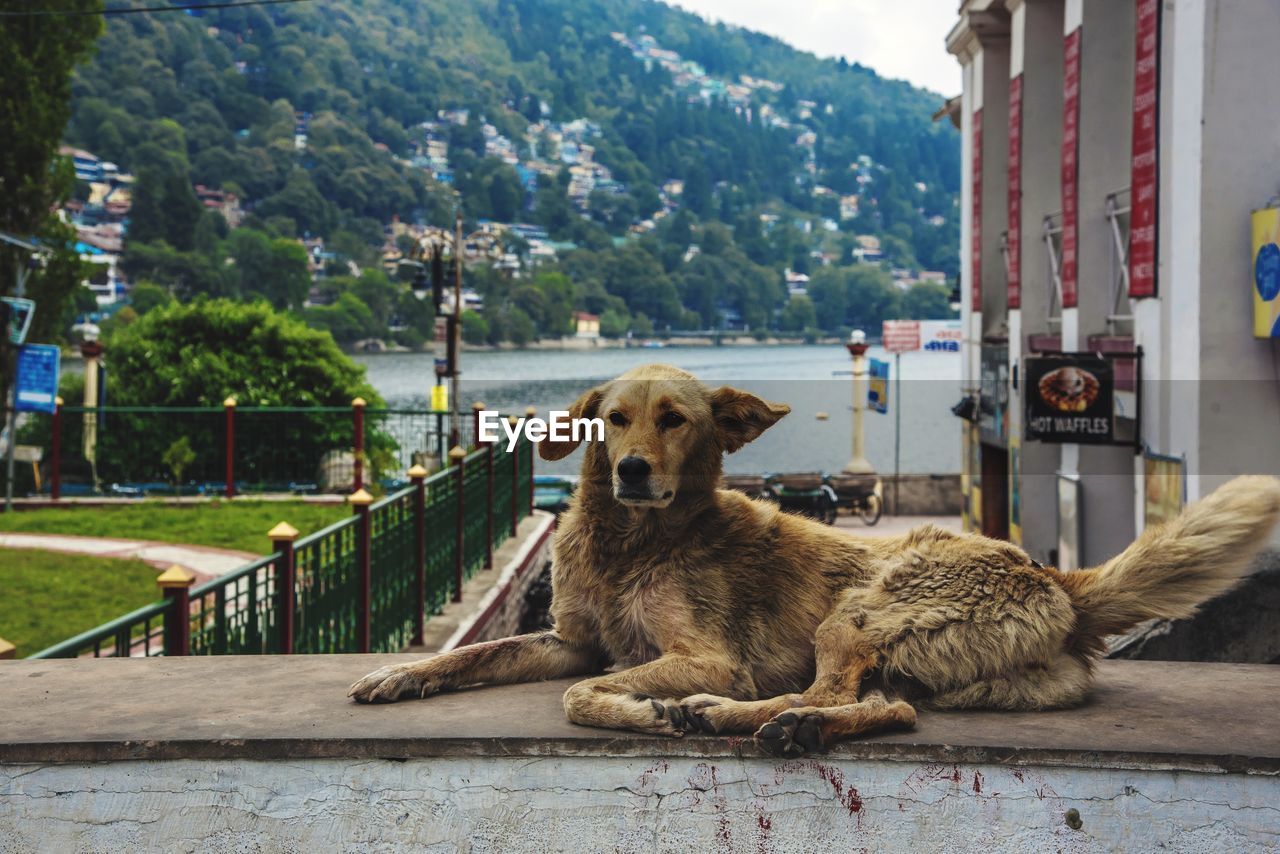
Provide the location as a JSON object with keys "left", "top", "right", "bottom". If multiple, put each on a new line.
{"left": 978, "top": 343, "right": 1009, "bottom": 447}
{"left": 1024, "top": 354, "right": 1117, "bottom": 444}
{"left": 1128, "top": 0, "right": 1161, "bottom": 298}
{"left": 1252, "top": 205, "right": 1280, "bottom": 338}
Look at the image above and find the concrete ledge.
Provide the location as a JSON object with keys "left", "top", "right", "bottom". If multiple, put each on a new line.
{"left": 0, "top": 657, "right": 1275, "bottom": 774}
{"left": 2, "top": 658, "right": 1278, "bottom": 851}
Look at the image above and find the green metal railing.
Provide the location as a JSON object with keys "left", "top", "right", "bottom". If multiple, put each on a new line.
{"left": 28, "top": 599, "right": 171, "bottom": 659}
{"left": 189, "top": 555, "right": 282, "bottom": 656}
{"left": 30, "top": 434, "right": 536, "bottom": 659}
{"left": 293, "top": 515, "right": 361, "bottom": 654}
{"left": 25, "top": 402, "right": 476, "bottom": 499}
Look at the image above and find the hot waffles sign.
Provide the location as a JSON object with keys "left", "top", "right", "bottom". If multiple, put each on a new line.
{"left": 1023, "top": 355, "right": 1114, "bottom": 444}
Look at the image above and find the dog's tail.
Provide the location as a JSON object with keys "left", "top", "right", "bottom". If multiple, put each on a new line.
{"left": 1061, "top": 475, "right": 1280, "bottom": 657}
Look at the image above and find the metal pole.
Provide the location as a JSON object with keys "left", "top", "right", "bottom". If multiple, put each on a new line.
{"left": 408, "top": 464, "right": 427, "bottom": 644}
{"left": 894, "top": 352, "right": 902, "bottom": 516}
{"left": 157, "top": 566, "right": 195, "bottom": 657}
{"left": 4, "top": 257, "right": 27, "bottom": 513}
{"left": 450, "top": 445, "right": 466, "bottom": 603}
{"left": 352, "top": 397, "right": 366, "bottom": 491}
{"left": 451, "top": 211, "right": 463, "bottom": 448}
{"left": 269, "top": 522, "right": 299, "bottom": 654}
{"left": 350, "top": 488, "right": 373, "bottom": 653}
{"left": 50, "top": 396, "right": 62, "bottom": 500}
{"left": 223, "top": 397, "right": 236, "bottom": 499}
{"left": 4, "top": 381, "right": 15, "bottom": 513}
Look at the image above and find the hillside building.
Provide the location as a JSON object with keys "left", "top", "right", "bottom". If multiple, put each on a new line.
{"left": 946, "top": 0, "right": 1280, "bottom": 567}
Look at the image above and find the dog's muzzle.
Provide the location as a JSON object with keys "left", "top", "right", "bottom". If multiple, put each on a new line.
{"left": 614, "top": 455, "right": 673, "bottom": 504}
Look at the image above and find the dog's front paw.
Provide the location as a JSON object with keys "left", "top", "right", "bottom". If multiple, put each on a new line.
{"left": 755, "top": 711, "right": 823, "bottom": 758}
{"left": 676, "top": 694, "right": 729, "bottom": 734}
{"left": 347, "top": 664, "right": 441, "bottom": 703}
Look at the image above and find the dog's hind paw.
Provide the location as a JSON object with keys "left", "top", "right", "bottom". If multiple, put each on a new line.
{"left": 755, "top": 711, "right": 823, "bottom": 758}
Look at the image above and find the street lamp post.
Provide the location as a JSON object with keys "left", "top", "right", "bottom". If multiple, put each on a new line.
{"left": 843, "top": 329, "right": 874, "bottom": 474}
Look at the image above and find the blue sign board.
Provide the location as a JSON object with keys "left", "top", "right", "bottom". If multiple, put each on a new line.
{"left": 15, "top": 344, "right": 60, "bottom": 414}
{"left": 868, "top": 358, "right": 890, "bottom": 414}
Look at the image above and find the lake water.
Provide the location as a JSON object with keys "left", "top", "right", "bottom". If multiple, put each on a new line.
{"left": 356, "top": 344, "right": 962, "bottom": 476}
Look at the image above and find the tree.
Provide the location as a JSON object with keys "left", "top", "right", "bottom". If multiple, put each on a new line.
{"left": 460, "top": 309, "right": 489, "bottom": 344}
{"left": 778, "top": 294, "right": 817, "bottom": 332}
{"left": 901, "top": 282, "right": 958, "bottom": 320}
{"left": 0, "top": 0, "right": 102, "bottom": 384}
{"left": 129, "top": 282, "right": 173, "bottom": 316}
{"left": 107, "top": 299, "right": 382, "bottom": 407}
{"left": 92, "top": 299, "right": 394, "bottom": 484}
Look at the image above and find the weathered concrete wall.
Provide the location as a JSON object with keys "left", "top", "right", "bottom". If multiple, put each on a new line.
{"left": 3, "top": 755, "right": 1276, "bottom": 853}
{"left": 881, "top": 473, "right": 962, "bottom": 516}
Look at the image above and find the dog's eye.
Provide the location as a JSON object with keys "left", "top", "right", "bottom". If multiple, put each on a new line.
{"left": 659, "top": 411, "right": 686, "bottom": 430}
{"left": 608, "top": 412, "right": 628, "bottom": 427}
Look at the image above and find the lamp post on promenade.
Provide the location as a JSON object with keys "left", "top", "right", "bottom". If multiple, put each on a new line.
{"left": 843, "top": 329, "right": 874, "bottom": 474}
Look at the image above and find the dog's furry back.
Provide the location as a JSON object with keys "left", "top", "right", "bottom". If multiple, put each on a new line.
{"left": 1061, "top": 475, "right": 1280, "bottom": 657}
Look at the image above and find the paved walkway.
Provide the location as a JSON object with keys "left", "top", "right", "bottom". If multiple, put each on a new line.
{"left": 0, "top": 533, "right": 259, "bottom": 583}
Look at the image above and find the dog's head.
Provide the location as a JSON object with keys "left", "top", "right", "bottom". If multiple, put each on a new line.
{"left": 539, "top": 364, "right": 789, "bottom": 508}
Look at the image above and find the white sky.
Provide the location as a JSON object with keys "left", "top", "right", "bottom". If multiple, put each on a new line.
{"left": 666, "top": 0, "right": 962, "bottom": 96}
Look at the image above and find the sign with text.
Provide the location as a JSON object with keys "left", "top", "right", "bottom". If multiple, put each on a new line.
{"left": 971, "top": 108, "right": 983, "bottom": 310}
{"left": 1061, "top": 28, "right": 1081, "bottom": 308}
{"left": 1129, "top": 0, "right": 1160, "bottom": 298}
{"left": 919, "top": 320, "right": 962, "bottom": 353}
{"left": 15, "top": 344, "right": 60, "bottom": 414}
{"left": 881, "top": 320, "right": 921, "bottom": 353}
{"left": 1024, "top": 354, "right": 1115, "bottom": 444}
{"left": 1007, "top": 74, "right": 1023, "bottom": 309}
{"left": 867, "top": 358, "right": 889, "bottom": 414}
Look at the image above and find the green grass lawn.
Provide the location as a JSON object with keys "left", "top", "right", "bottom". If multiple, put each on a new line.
{"left": 0, "top": 501, "right": 350, "bottom": 554}
{"left": 0, "top": 549, "right": 162, "bottom": 657}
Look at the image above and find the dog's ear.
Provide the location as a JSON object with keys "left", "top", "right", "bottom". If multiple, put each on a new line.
{"left": 538, "top": 384, "right": 605, "bottom": 461}
{"left": 710, "top": 386, "right": 790, "bottom": 453}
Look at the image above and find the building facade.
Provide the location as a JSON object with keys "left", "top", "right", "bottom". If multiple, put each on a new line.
{"left": 947, "top": 0, "right": 1280, "bottom": 568}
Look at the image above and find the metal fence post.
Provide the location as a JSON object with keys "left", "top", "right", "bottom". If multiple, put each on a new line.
{"left": 449, "top": 445, "right": 466, "bottom": 602}
{"left": 471, "top": 401, "right": 485, "bottom": 452}
{"left": 507, "top": 415, "right": 519, "bottom": 537}
{"left": 525, "top": 407, "right": 537, "bottom": 515}
{"left": 223, "top": 397, "right": 236, "bottom": 499}
{"left": 352, "top": 397, "right": 366, "bottom": 492}
{"left": 474, "top": 402, "right": 494, "bottom": 568}
{"left": 157, "top": 565, "right": 195, "bottom": 657}
{"left": 408, "top": 464, "right": 428, "bottom": 645}
{"left": 269, "top": 522, "right": 299, "bottom": 654}
{"left": 50, "top": 396, "right": 62, "bottom": 501}
{"left": 350, "top": 488, "right": 373, "bottom": 653}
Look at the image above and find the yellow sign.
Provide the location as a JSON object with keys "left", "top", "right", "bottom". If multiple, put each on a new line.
{"left": 1253, "top": 206, "right": 1280, "bottom": 338}
{"left": 430, "top": 384, "right": 448, "bottom": 411}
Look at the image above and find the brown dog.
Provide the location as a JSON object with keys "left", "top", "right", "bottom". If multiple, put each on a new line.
{"left": 349, "top": 364, "right": 1280, "bottom": 757}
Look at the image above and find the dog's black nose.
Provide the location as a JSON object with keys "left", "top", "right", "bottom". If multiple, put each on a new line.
{"left": 617, "top": 456, "right": 651, "bottom": 485}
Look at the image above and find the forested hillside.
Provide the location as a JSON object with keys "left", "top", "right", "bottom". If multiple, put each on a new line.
{"left": 66, "top": 0, "right": 960, "bottom": 343}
